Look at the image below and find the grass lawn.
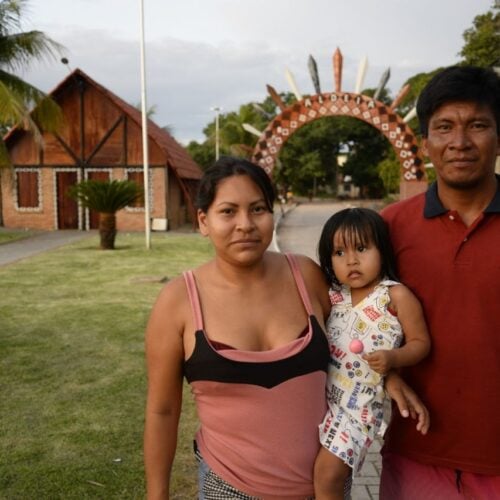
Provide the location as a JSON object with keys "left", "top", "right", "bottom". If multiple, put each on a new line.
{"left": 0, "top": 231, "right": 213, "bottom": 499}
{"left": 0, "top": 230, "right": 37, "bottom": 245}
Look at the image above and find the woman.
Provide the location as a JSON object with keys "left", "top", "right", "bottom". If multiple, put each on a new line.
{"left": 144, "top": 156, "right": 428, "bottom": 499}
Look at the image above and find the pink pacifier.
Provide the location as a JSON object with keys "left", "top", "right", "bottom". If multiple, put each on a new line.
{"left": 349, "top": 339, "right": 364, "bottom": 354}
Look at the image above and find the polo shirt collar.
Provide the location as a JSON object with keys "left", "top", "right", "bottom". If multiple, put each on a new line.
{"left": 424, "top": 174, "right": 500, "bottom": 218}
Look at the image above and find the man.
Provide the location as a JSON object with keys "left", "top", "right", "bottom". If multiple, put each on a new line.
{"left": 381, "top": 66, "right": 500, "bottom": 498}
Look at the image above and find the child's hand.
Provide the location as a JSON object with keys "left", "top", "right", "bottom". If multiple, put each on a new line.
{"left": 362, "top": 349, "right": 394, "bottom": 374}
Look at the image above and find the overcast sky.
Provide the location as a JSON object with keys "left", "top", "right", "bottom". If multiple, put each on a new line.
{"left": 22, "top": 0, "right": 493, "bottom": 144}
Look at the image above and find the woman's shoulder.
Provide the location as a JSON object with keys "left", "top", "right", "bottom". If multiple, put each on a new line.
{"left": 156, "top": 259, "right": 215, "bottom": 305}
{"left": 158, "top": 259, "right": 212, "bottom": 296}
{"left": 152, "top": 273, "right": 190, "bottom": 311}
{"left": 284, "top": 252, "right": 330, "bottom": 316}
{"left": 145, "top": 273, "right": 194, "bottom": 347}
{"left": 289, "top": 253, "right": 326, "bottom": 284}
{"left": 283, "top": 252, "right": 320, "bottom": 272}
{"left": 262, "top": 252, "right": 327, "bottom": 294}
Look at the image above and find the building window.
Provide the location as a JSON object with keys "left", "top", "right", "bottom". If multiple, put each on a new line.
{"left": 125, "top": 169, "right": 145, "bottom": 209}
{"left": 16, "top": 169, "right": 41, "bottom": 210}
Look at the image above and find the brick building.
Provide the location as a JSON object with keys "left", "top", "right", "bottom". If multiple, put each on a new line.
{"left": 0, "top": 68, "right": 202, "bottom": 231}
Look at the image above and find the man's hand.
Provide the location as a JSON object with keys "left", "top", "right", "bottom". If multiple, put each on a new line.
{"left": 385, "top": 371, "right": 430, "bottom": 435}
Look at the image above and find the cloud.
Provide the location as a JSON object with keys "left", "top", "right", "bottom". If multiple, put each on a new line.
{"left": 23, "top": 29, "right": 307, "bottom": 143}
{"left": 21, "top": 0, "right": 485, "bottom": 145}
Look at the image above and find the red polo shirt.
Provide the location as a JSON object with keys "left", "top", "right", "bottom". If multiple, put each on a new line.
{"left": 381, "top": 178, "right": 500, "bottom": 475}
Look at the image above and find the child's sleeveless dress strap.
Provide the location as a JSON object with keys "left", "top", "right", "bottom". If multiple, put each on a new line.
{"left": 285, "top": 253, "right": 314, "bottom": 316}
{"left": 183, "top": 270, "right": 204, "bottom": 331}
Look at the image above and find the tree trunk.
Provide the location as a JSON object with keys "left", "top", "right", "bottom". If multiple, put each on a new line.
{"left": 98, "top": 212, "right": 117, "bottom": 249}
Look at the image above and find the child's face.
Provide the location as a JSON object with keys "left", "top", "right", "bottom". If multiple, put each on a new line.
{"left": 331, "top": 230, "right": 382, "bottom": 294}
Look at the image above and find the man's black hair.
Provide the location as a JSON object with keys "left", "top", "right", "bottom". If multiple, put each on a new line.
{"left": 417, "top": 66, "right": 500, "bottom": 137}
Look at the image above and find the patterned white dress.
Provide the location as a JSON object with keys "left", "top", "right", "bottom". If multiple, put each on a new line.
{"left": 319, "top": 279, "right": 403, "bottom": 475}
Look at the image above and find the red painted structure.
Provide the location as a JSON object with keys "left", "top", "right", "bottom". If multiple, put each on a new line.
{"left": 252, "top": 92, "right": 427, "bottom": 199}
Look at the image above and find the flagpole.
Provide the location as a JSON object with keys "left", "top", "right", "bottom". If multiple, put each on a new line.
{"left": 139, "top": 0, "right": 151, "bottom": 249}
{"left": 210, "top": 106, "right": 221, "bottom": 160}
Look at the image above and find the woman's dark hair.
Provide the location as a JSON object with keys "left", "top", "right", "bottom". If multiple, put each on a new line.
{"left": 317, "top": 208, "right": 398, "bottom": 285}
{"left": 417, "top": 66, "right": 500, "bottom": 137}
{"left": 195, "top": 156, "right": 275, "bottom": 213}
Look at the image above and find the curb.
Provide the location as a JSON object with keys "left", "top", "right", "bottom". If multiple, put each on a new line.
{"left": 271, "top": 202, "right": 299, "bottom": 252}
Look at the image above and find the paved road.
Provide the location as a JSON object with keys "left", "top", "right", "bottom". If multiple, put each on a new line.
{"left": 277, "top": 201, "right": 349, "bottom": 261}
{"left": 276, "top": 201, "right": 384, "bottom": 500}
{"left": 277, "top": 200, "right": 384, "bottom": 261}
{"left": 0, "top": 230, "right": 93, "bottom": 267}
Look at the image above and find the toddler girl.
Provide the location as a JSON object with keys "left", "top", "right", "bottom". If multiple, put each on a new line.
{"left": 314, "top": 208, "right": 430, "bottom": 499}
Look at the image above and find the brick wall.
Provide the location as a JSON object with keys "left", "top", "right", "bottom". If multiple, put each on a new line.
{"left": 1, "top": 167, "right": 57, "bottom": 230}
{"left": 1, "top": 166, "right": 171, "bottom": 231}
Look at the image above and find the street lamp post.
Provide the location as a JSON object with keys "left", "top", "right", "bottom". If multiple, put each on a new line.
{"left": 211, "top": 106, "right": 222, "bottom": 160}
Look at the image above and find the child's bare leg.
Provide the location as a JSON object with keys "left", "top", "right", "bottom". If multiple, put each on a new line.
{"left": 314, "top": 446, "right": 351, "bottom": 499}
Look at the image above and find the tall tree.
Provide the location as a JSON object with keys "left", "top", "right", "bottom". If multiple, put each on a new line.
{"left": 186, "top": 139, "right": 214, "bottom": 170}
{"left": 339, "top": 117, "right": 389, "bottom": 198}
{"left": 188, "top": 90, "right": 396, "bottom": 196}
{"left": 187, "top": 96, "right": 278, "bottom": 170}
{"left": 0, "top": 0, "right": 63, "bottom": 164}
{"left": 459, "top": 3, "right": 500, "bottom": 66}
{"left": 377, "top": 150, "right": 401, "bottom": 195}
{"left": 278, "top": 117, "right": 340, "bottom": 196}
{"left": 393, "top": 69, "right": 443, "bottom": 135}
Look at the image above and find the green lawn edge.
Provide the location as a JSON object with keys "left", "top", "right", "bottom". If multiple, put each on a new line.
{"left": 1, "top": 232, "right": 213, "bottom": 498}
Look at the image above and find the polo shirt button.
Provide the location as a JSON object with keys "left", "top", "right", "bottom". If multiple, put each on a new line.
{"left": 449, "top": 215, "right": 455, "bottom": 220}
{"left": 463, "top": 237, "right": 468, "bottom": 242}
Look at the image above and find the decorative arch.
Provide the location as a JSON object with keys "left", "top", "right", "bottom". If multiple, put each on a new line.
{"left": 248, "top": 49, "right": 428, "bottom": 199}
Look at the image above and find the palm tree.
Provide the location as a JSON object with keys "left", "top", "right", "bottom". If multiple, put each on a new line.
{"left": 0, "top": 0, "right": 64, "bottom": 226}
{"left": 69, "top": 180, "right": 143, "bottom": 250}
{"left": 0, "top": 0, "right": 64, "bottom": 164}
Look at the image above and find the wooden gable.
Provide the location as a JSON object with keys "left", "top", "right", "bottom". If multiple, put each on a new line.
{"left": 7, "top": 131, "right": 40, "bottom": 165}
{"left": 2, "top": 68, "right": 202, "bottom": 232}
{"left": 4, "top": 68, "right": 202, "bottom": 180}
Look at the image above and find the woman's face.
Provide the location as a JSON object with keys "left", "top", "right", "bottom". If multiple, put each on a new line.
{"left": 198, "top": 174, "right": 274, "bottom": 266}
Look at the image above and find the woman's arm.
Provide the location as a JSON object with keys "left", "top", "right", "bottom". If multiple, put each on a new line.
{"left": 144, "top": 280, "right": 186, "bottom": 500}
{"left": 363, "top": 284, "right": 431, "bottom": 373}
{"left": 293, "top": 254, "right": 331, "bottom": 322}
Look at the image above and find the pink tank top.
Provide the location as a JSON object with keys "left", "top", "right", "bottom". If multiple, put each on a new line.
{"left": 183, "top": 254, "right": 329, "bottom": 498}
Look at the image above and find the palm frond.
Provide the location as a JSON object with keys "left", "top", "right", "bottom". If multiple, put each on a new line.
{"left": 0, "top": 0, "right": 63, "bottom": 68}
{"left": 0, "top": 31, "right": 63, "bottom": 70}
{"left": 0, "top": 0, "right": 65, "bottom": 166}
{"left": 0, "top": 69, "right": 63, "bottom": 134}
{"left": 31, "top": 96, "right": 63, "bottom": 133}
{"left": 0, "top": 80, "right": 42, "bottom": 143}
{"left": 69, "top": 180, "right": 143, "bottom": 213}
{"left": 0, "top": 132, "right": 11, "bottom": 167}
{"left": 0, "top": 68, "right": 44, "bottom": 101}
{"left": 0, "top": 1, "right": 23, "bottom": 37}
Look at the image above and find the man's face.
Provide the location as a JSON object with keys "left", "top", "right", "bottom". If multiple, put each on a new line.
{"left": 422, "top": 101, "right": 500, "bottom": 190}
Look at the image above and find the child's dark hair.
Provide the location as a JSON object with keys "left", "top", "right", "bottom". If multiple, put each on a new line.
{"left": 196, "top": 156, "right": 275, "bottom": 213}
{"left": 417, "top": 66, "right": 500, "bottom": 137}
{"left": 317, "top": 208, "right": 398, "bottom": 285}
